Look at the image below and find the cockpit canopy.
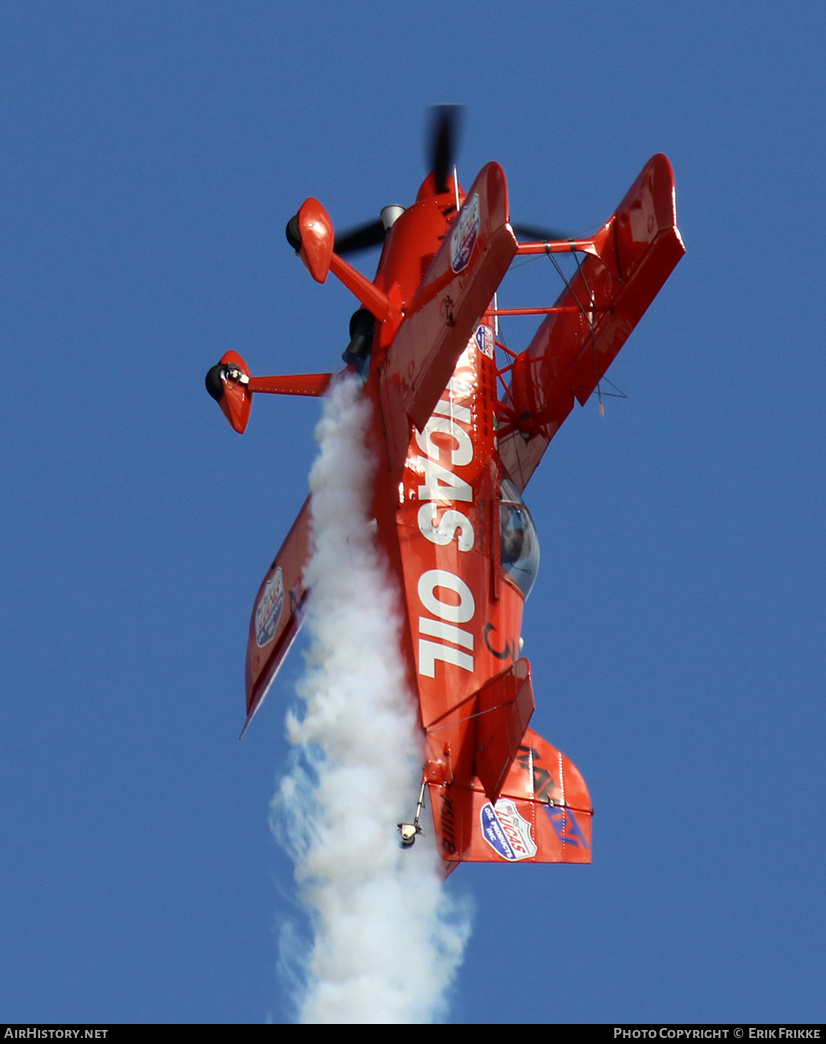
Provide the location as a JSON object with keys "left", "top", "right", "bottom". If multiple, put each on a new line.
{"left": 499, "top": 478, "right": 540, "bottom": 598}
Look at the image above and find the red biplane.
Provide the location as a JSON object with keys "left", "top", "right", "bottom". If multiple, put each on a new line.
{"left": 206, "top": 111, "right": 684, "bottom": 870}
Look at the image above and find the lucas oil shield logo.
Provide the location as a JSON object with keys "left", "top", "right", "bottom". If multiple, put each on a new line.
{"left": 255, "top": 568, "right": 284, "bottom": 648}
{"left": 480, "top": 798, "right": 537, "bottom": 861}
{"left": 474, "top": 323, "right": 494, "bottom": 358}
{"left": 450, "top": 193, "right": 480, "bottom": 273}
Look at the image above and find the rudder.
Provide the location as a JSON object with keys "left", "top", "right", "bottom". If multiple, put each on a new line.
{"left": 429, "top": 726, "right": 592, "bottom": 867}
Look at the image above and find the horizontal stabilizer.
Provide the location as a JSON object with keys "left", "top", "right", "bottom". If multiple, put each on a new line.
{"left": 429, "top": 726, "right": 592, "bottom": 866}
{"left": 242, "top": 497, "right": 312, "bottom": 733}
{"left": 474, "top": 658, "right": 535, "bottom": 802}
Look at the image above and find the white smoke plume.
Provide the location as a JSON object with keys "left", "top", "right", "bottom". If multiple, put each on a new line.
{"left": 272, "top": 375, "right": 471, "bottom": 1024}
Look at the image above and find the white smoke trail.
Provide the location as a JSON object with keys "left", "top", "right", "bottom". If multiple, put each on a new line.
{"left": 272, "top": 375, "right": 471, "bottom": 1024}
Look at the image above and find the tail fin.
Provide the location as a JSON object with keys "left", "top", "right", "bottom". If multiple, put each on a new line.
{"left": 429, "top": 726, "right": 592, "bottom": 867}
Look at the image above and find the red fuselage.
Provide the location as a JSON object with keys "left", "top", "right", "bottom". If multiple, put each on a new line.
{"left": 223, "top": 153, "right": 684, "bottom": 867}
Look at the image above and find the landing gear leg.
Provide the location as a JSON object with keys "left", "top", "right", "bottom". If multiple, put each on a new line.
{"left": 398, "top": 776, "right": 428, "bottom": 847}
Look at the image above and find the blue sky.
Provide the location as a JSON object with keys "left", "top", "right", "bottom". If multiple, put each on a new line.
{"left": 2, "top": 0, "right": 824, "bottom": 1024}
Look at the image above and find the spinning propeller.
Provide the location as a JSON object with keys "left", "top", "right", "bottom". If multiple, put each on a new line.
{"left": 319, "top": 105, "right": 464, "bottom": 257}
{"left": 315, "top": 106, "right": 573, "bottom": 256}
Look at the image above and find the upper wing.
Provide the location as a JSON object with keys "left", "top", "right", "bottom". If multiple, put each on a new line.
{"left": 242, "top": 497, "right": 311, "bottom": 734}
{"left": 378, "top": 162, "right": 518, "bottom": 473}
{"left": 498, "top": 154, "right": 685, "bottom": 491}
